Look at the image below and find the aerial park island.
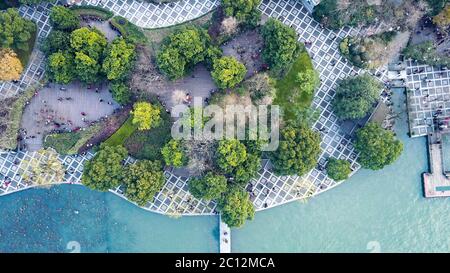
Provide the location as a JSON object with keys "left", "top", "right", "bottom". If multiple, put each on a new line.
{"left": 1, "top": 0, "right": 450, "bottom": 254}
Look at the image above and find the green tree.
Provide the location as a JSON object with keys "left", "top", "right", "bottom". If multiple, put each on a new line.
{"left": 123, "top": 160, "right": 165, "bottom": 206}
{"left": 211, "top": 56, "right": 247, "bottom": 89}
{"left": 204, "top": 45, "right": 223, "bottom": 70}
{"left": 156, "top": 26, "right": 210, "bottom": 80}
{"left": 216, "top": 139, "right": 247, "bottom": 173}
{"left": 221, "top": 0, "right": 261, "bottom": 23}
{"left": 156, "top": 47, "right": 186, "bottom": 80}
{"left": 102, "top": 37, "right": 136, "bottom": 81}
{"left": 188, "top": 172, "right": 227, "bottom": 200}
{"left": 73, "top": 51, "right": 101, "bottom": 84}
{"left": 47, "top": 51, "right": 74, "bottom": 84}
{"left": 218, "top": 186, "right": 255, "bottom": 228}
{"left": 110, "top": 81, "right": 131, "bottom": 105}
{"left": 261, "top": 18, "right": 300, "bottom": 74}
{"left": 403, "top": 41, "right": 450, "bottom": 67}
{"left": 332, "top": 74, "right": 381, "bottom": 120}
{"left": 70, "top": 27, "right": 107, "bottom": 61}
{"left": 296, "top": 69, "right": 320, "bottom": 96}
{"left": 355, "top": 122, "right": 403, "bottom": 170}
{"left": 326, "top": 158, "right": 351, "bottom": 181}
{"left": 49, "top": 6, "right": 79, "bottom": 31}
{"left": 41, "top": 30, "right": 70, "bottom": 56}
{"left": 161, "top": 139, "right": 187, "bottom": 167}
{"left": 270, "top": 123, "right": 321, "bottom": 176}
{"left": 131, "top": 101, "right": 161, "bottom": 131}
{"left": 82, "top": 144, "right": 128, "bottom": 191}
{"left": 233, "top": 152, "right": 261, "bottom": 186}
{"left": 0, "top": 8, "right": 36, "bottom": 51}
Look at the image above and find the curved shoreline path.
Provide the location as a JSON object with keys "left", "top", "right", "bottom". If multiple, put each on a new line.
{"left": 81, "top": 0, "right": 219, "bottom": 28}
{"left": 1, "top": 0, "right": 388, "bottom": 219}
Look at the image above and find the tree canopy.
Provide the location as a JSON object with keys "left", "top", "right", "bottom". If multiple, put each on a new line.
{"left": 326, "top": 158, "right": 351, "bottom": 181}
{"left": 261, "top": 18, "right": 300, "bottom": 75}
{"left": 354, "top": 122, "right": 403, "bottom": 170}
{"left": 82, "top": 144, "right": 128, "bottom": 191}
{"left": 131, "top": 102, "right": 161, "bottom": 131}
{"left": 218, "top": 186, "right": 255, "bottom": 228}
{"left": 102, "top": 37, "right": 136, "bottom": 81}
{"left": 110, "top": 81, "right": 131, "bottom": 105}
{"left": 123, "top": 160, "right": 165, "bottom": 206}
{"left": 216, "top": 139, "right": 248, "bottom": 173}
{"left": 0, "top": 48, "right": 23, "bottom": 81}
{"left": 49, "top": 6, "right": 80, "bottom": 31}
{"left": 332, "top": 74, "right": 381, "bottom": 120}
{"left": 0, "top": 8, "right": 36, "bottom": 51}
{"left": 188, "top": 172, "right": 228, "bottom": 200}
{"left": 221, "top": 0, "right": 261, "bottom": 25}
{"left": 211, "top": 56, "right": 247, "bottom": 89}
{"left": 41, "top": 30, "right": 70, "bottom": 56}
{"left": 270, "top": 123, "right": 321, "bottom": 176}
{"left": 157, "top": 26, "right": 210, "bottom": 80}
{"left": 47, "top": 51, "right": 74, "bottom": 84}
{"left": 161, "top": 139, "right": 187, "bottom": 168}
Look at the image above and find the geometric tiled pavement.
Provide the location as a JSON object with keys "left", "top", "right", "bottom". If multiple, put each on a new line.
{"left": 405, "top": 60, "right": 450, "bottom": 137}
{"left": 1, "top": 0, "right": 390, "bottom": 216}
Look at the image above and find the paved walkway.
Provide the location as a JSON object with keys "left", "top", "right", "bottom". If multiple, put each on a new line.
{"left": 0, "top": 0, "right": 389, "bottom": 216}
{"left": 81, "top": 0, "right": 219, "bottom": 28}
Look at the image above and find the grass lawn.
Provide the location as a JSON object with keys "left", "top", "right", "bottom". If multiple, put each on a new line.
{"left": 273, "top": 50, "right": 317, "bottom": 121}
{"left": 13, "top": 26, "right": 37, "bottom": 69}
{"left": 104, "top": 117, "right": 139, "bottom": 147}
{"left": 124, "top": 109, "right": 172, "bottom": 161}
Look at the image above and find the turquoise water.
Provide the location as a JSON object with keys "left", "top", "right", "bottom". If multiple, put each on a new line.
{"left": 3, "top": 90, "right": 450, "bottom": 252}
{"left": 232, "top": 90, "right": 450, "bottom": 252}
{"left": 0, "top": 185, "right": 218, "bottom": 253}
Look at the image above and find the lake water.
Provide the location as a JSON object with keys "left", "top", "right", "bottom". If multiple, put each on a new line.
{"left": 2, "top": 90, "right": 450, "bottom": 252}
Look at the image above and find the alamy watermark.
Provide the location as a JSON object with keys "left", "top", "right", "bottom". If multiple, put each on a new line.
{"left": 170, "top": 97, "right": 280, "bottom": 151}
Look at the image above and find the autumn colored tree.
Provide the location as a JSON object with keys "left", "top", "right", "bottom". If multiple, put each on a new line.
{"left": 0, "top": 48, "right": 23, "bottom": 81}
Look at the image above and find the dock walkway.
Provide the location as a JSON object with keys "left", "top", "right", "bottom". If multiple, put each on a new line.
{"left": 423, "top": 133, "right": 450, "bottom": 197}
{"left": 219, "top": 216, "right": 231, "bottom": 253}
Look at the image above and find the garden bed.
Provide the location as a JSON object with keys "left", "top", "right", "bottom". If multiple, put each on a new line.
{"left": 0, "top": 83, "right": 40, "bottom": 150}
{"left": 110, "top": 16, "right": 148, "bottom": 44}
{"left": 70, "top": 5, "right": 114, "bottom": 20}
{"left": 43, "top": 123, "right": 102, "bottom": 155}
{"left": 124, "top": 107, "right": 172, "bottom": 161}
